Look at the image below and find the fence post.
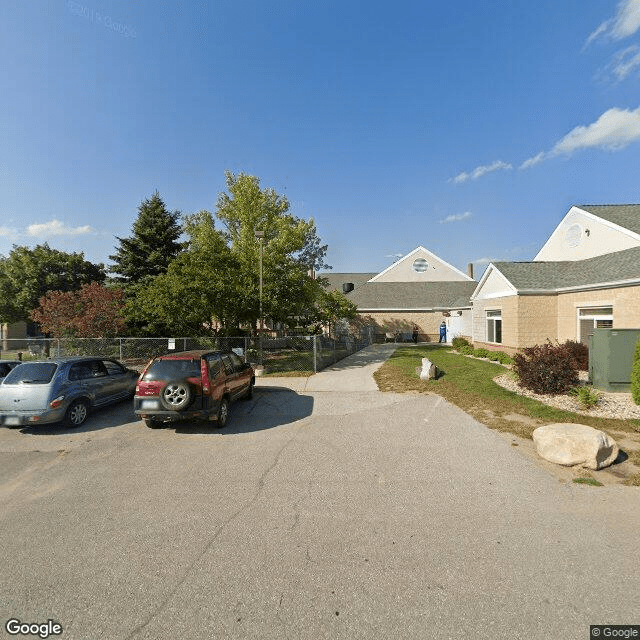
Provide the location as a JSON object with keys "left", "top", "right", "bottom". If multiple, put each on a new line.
{"left": 119, "top": 338, "right": 123, "bottom": 362}
{"left": 313, "top": 335, "right": 318, "bottom": 373}
{"left": 244, "top": 336, "right": 249, "bottom": 363}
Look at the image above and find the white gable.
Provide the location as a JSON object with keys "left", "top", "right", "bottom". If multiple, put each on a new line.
{"left": 534, "top": 206, "right": 640, "bottom": 261}
{"left": 370, "top": 246, "right": 472, "bottom": 283}
{"left": 471, "top": 265, "right": 517, "bottom": 301}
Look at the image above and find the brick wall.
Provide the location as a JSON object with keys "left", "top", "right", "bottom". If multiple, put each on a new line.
{"left": 516, "top": 295, "right": 559, "bottom": 346}
{"left": 471, "top": 296, "right": 518, "bottom": 351}
{"left": 557, "top": 285, "right": 640, "bottom": 341}
{"left": 357, "top": 311, "right": 446, "bottom": 341}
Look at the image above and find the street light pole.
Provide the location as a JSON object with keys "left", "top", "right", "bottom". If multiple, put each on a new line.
{"left": 255, "top": 230, "right": 264, "bottom": 361}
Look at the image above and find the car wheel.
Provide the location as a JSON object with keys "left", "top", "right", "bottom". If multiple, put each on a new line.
{"left": 159, "top": 381, "right": 193, "bottom": 411}
{"left": 144, "top": 417, "right": 162, "bottom": 429}
{"left": 217, "top": 397, "right": 229, "bottom": 428}
{"left": 64, "top": 399, "right": 89, "bottom": 428}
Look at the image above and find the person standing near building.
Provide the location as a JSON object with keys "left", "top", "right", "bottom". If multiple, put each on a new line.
{"left": 439, "top": 321, "right": 447, "bottom": 343}
{"left": 412, "top": 325, "right": 419, "bottom": 343}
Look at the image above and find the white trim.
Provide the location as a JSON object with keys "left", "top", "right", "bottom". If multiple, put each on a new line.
{"left": 516, "top": 277, "right": 640, "bottom": 295}
{"left": 486, "top": 308, "right": 503, "bottom": 344}
{"left": 369, "top": 246, "right": 473, "bottom": 282}
{"left": 357, "top": 307, "right": 470, "bottom": 312}
{"left": 470, "top": 264, "right": 518, "bottom": 300}
{"left": 534, "top": 205, "right": 640, "bottom": 260}
{"left": 576, "top": 305, "right": 613, "bottom": 343}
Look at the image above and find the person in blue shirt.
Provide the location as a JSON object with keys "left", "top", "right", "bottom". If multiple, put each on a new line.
{"left": 438, "top": 321, "right": 447, "bottom": 343}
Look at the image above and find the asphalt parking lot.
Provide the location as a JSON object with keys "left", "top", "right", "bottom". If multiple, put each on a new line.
{"left": 1, "top": 346, "right": 639, "bottom": 640}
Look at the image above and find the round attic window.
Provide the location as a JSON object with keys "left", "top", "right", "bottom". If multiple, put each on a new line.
{"left": 565, "top": 223, "right": 582, "bottom": 248}
{"left": 412, "top": 258, "right": 429, "bottom": 272}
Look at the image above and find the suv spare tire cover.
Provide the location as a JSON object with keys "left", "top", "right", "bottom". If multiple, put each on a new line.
{"left": 159, "top": 381, "right": 194, "bottom": 411}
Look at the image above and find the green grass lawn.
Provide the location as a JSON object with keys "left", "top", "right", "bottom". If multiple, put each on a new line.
{"left": 260, "top": 348, "right": 352, "bottom": 376}
{"left": 373, "top": 345, "right": 640, "bottom": 441}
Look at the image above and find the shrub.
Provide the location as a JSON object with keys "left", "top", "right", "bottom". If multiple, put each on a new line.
{"left": 569, "top": 385, "right": 600, "bottom": 410}
{"left": 631, "top": 338, "right": 640, "bottom": 406}
{"left": 458, "top": 345, "right": 474, "bottom": 355}
{"left": 473, "top": 348, "right": 489, "bottom": 359}
{"left": 488, "top": 351, "right": 514, "bottom": 365}
{"left": 452, "top": 336, "right": 471, "bottom": 350}
{"left": 562, "top": 339, "right": 589, "bottom": 371}
{"left": 513, "top": 341, "right": 579, "bottom": 395}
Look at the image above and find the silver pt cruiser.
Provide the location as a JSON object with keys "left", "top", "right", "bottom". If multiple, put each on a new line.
{"left": 0, "top": 357, "right": 139, "bottom": 428}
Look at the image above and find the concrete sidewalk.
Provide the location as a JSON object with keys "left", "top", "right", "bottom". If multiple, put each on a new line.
{"left": 255, "top": 342, "right": 400, "bottom": 392}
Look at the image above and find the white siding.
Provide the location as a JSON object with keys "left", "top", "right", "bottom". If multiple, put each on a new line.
{"left": 371, "top": 247, "right": 472, "bottom": 282}
{"left": 534, "top": 206, "right": 640, "bottom": 261}
{"left": 472, "top": 267, "right": 516, "bottom": 300}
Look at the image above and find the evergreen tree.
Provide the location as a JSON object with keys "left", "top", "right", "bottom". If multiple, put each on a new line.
{"left": 109, "top": 191, "right": 183, "bottom": 284}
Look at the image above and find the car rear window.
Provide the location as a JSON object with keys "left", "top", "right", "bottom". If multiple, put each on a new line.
{"left": 0, "top": 363, "right": 17, "bottom": 377}
{"left": 142, "top": 358, "right": 200, "bottom": 381}
{"left": 3, "top": 362, "right": 58, "bottom": 385}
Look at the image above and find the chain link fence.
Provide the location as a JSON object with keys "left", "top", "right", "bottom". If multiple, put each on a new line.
{"left": 0, "top": 333, "right": 373, "bottom": 375}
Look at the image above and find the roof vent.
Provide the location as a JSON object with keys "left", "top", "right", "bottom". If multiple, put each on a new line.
{"left": 342, "top": 283, "right": 354, "bottom": 294}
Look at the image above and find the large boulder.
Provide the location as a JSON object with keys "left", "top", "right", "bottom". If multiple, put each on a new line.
{"left": 419, "top": 358, "right": 437, "bottom": 381}
{"left": 532, "top": 424, "right": 619, "bottom": 470}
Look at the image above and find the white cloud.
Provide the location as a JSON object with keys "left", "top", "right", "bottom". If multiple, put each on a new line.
{"left": 26, "top": 219, "right": 94, "bottom": 237}
{"left": 605, "top": 45, "right": 640, "bottom": 81}
{"left": 450, "top": 160, "right": 512, "bottom": 184}
{"left": 586, "top": 0, "right": 640, "bottom": 46}
{"left": 551, "top": 106, "right": 640, "bottom": 155}
{"left": 0, "top": 226, "right": 16, "bottom": 237}
{"left": 471, "top": 257, "right": 495, "bottom": 266}
{"left": 439, "top": 211, "right": 472, "bottom": 224}
{"left": 519, "top": 151, "right": 546, "bottom": 170}
{"left": 518, "top": 106, "right": 640, "bottom": 169}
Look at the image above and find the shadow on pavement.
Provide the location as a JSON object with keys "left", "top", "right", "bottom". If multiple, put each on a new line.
{"left": 166, "top": 386, "right": 314, "bottom": 435}
{"left": 15, "top": 399, "right": 137, "bottom": 436}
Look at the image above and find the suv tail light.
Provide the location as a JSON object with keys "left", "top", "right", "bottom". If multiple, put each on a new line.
{"left": 200, "top": 359, "right": 210, "bottom": 394}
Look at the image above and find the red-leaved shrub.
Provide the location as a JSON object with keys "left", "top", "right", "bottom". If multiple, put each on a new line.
{"left": 513, "top": 341, "right": 579, "bottom": 395}
{"left": 561, "top": 339, "right": 589, "bottom": 371}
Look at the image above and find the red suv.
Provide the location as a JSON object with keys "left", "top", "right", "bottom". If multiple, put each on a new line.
{"left": 134, "top": 350, "right": 255, "bottom": 428}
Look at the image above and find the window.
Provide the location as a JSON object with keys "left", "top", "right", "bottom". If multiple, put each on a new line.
{"left": 578, "top": 306, "right": 613, "bottom": 345}
{"left": 412, "top": 258, "right": 429, "bottom": 272}
{"left": 487, "top": 310, "right": 502, "bottom": 344}
{"left": 565, "top": 223, "right": 583, "bottom": 248}
{"left": 207, "top": 355, "right": 222, "bottom": 379}
{"left": 103, "top": 360, "right": 125, "bottom": 376}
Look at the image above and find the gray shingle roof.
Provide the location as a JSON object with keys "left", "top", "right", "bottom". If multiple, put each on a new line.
{"left": 578, "top": 204, "right": 640, "bottom": 235}
{"left": 346, "top": 281, "right": 477, "bottom": 310}
{"left": 493, "top": 246, "right": 640, "bottom": 291}
{"left": 319, "top": 273, "right": 377, "bottom": 292}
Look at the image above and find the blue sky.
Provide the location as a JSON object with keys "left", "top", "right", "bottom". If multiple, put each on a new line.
{"left": 2, "top": 0, "right": 640, "bottom": 277}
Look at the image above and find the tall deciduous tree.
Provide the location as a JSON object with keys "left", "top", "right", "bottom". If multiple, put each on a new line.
{"left": 215, "top": 171, "right": 330, "bottom": 328}
{"left": 0, "top": 244, "right": 105, "bottom": 324}
{"left": 124, "top": 211, "right": 241, "bottom": 335}
{"left": 109, "top": 191, "right": 183, "bottom": 284}
{"left": 315, "top": 289, "right": 358, "bottom": 337}
{"left": 30, "top": 283, "right": 126, "bottom": 338}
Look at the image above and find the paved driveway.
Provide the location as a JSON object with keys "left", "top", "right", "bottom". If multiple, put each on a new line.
{"left": 0, "top": 344, "right": 638, "bottom": 640}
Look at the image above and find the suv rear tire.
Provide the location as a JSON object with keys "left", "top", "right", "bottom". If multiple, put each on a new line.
{"left": 217, "top": 397, "right": 229, "bottom": 428}
{"left": 159, "top": 381, "right": 194, "bottom": 411}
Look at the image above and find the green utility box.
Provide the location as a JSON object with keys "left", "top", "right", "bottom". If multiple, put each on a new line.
{"left": 588, "top": 328, "right": 640, "bottom": 392}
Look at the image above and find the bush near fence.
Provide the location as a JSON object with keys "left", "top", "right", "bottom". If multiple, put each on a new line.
{"left": 0, "top": 334, "right": 372, "bottom": 375}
